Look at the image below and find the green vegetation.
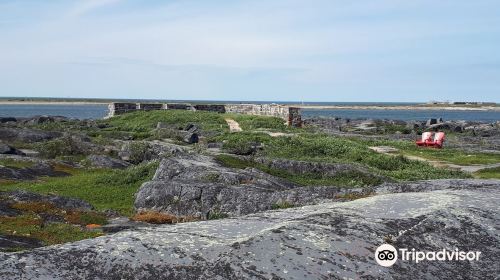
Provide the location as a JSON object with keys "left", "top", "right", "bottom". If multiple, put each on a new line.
{"left": 126, "top": 141, "right": 152, "bottom": 164}
{"left": 216, "top": 133, "right": 469, "bottom": 181}
{"left": 271, "top": 201, "right": 294, "bottom": 210}
{"left": 34, "top": 136, "right": 85, "bottom": 159}
{"left": 207, "top": 210, "right": 229, "bottom": 220}
{"left": 0, "top": 158, "right": 35, "bottom": 169}
{"left": 216, "top": 154, "right": 384, "bottom": 187}
{"left": 102, "top": 110, "right": 229, "bottom": 137}
{"left": 95, "top": 110, "right": 294, "bottom": 140}
{"left": 473, "top": 167, "right": 500, "bottom": 179}
{"left": 0, "top": 215, "right": 102, "bottom": 248}
{"left": 228, "top": 114, "right": 289, "bottom": 131}
{"left": 359, "top": 138, "right": 500, "bottom": 165}
{"left": 0, "top": 161, "right": 159, "bottom": 216}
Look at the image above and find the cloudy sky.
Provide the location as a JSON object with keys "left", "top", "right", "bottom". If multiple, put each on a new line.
{"left": 1, "top": 0, "right": 499, "bottom": 102}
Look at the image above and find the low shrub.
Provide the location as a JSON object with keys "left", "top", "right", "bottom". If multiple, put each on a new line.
{"left": 132, "top": 211, "right": 197, "bottom": 224}
{"left": 11, "top": 201, "right": 58, "bottom": 214}
{"left": 125, "top": 141, "right": 152, "bottom": 164}
{"left": 207, "top": 210, "right": 229, "bottom": 220}
{"left": 271, "top": 201, "right": 294, "bottom": 209}
{"left": 35, "top": 136, "right": 93, "bottom": 159}
{"left": 65, "top": 211, "right": 108, "bottom": 226}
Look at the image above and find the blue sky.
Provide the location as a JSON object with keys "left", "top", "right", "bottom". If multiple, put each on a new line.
{"left": 0, "top": 0, "right": 499, "bottom": 102}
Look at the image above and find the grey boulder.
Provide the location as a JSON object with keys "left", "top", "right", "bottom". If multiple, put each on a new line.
{"left": 0, "top": 143, "right": 25, "bottom": 155}
{"left": 0, "top": 179, "right": 498, "bottom": 279}
{"left": 86, "top": 155, "right": 131, "bottom": 169}
{"left": 0, "top": 128, "right": 62, "bottom": 143}
{"left": 134, "top": 154, "right": 369, "bottom": 218}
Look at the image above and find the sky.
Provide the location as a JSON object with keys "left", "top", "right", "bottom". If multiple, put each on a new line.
{"left": 0, "top": 0, "right": 499, "bottom": 102}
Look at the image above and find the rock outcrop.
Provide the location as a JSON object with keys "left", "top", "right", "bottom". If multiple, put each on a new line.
{"left": 0, "top": 162, "right": 70, "bottom": 181}
{"left": 86, "top": 155, "right": 131, "bottom": 169}
{"left": 134, "top": 154, "right": 369, "bottom": 218}
{"left": 0, "top": 128, "right": 62, "bottom": 143}
{"left": 0, "top": 179, "right": 498, "bottom": 279}
{"left": 0, "top": 143, "right": 25, "bottom": 155}
{"left": 253, "top": 157, "right": 388, "bottom": 181}
{"left": 1, "top": 190, "right": 93, "bottom": 211}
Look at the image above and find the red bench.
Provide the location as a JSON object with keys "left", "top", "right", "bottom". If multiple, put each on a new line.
{"left": 416, "top": 132, "right": 445, "bottom": 148}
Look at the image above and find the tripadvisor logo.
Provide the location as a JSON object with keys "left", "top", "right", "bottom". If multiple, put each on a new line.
{"left": 375, "top": 244, "right": 481, "bottom": 267}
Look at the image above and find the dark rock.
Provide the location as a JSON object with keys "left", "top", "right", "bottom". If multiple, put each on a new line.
{"left": 3, "top": 190, "right": 93, "bottom": 211}
{"left": 1, "top": 179, "right": 498, "bottom": 279}
{"left": 0, "top": 200, "right": 21, "bottom": 217}
{"left": 0, "top": 117, "right": 17, "bottom": 123}
{"left": 0, "top": 144, "right": 25, "bottom": 155}
{"left": 182, "top": 132, "right": 199, "bottom": 144}
{"left": 87, "top": 155, "right": 131, "bottom": 169}
{"left": 23, "top": 115, "right": 69, "bottom": 125}
{"left": 184, "top": 123, "right": 200, "bottom": 133}
{"left": 207, "top": 142, "right": 223, "bottom": 149}
{"left": 0, "top": 162, "right": 70, "bottom": 181}
{"left": 0, "top": 128, "right": 62, "bottom": 143}
{"left": 426, "top": 118, "right": 443, "bottom": 126}
{"left": 0, "top": 234, "right": 44, "bottom": 252}
{"left": 134, "top": 155, "right": 367, "bottom": 218}
{"left": 101, "top": 217, "right": 150, "bottom": 233}
{"left": 119, "top": 141, "right": 187, "bottom": 163}
{"left": 428, "top": 122, "right": 452, "bottom": 131}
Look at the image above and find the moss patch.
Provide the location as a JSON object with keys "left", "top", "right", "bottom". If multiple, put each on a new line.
{"left": 0, "top": 161, "right": 159, "bottom": 216}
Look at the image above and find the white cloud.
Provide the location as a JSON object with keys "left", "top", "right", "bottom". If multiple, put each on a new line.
{"left": 66, "top": 0, "right": 122, "bottom": 19}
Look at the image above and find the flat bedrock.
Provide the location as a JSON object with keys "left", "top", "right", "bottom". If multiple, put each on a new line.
{"left": 0, "top": 179, "right": 498, "bottom": 279}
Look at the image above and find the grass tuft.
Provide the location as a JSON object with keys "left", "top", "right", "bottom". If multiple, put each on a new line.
{"left": 132, "top": 211, "right": 198, "bottom": 224}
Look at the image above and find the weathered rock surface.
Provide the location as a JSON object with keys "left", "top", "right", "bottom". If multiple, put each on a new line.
{"left": 0, "top": 143, "right": 25, "bottom": 155}
{"left": 0, "top": 235, "right": 44, "bottom": 252}
{"left": 134, "top": 154, "right": 372, "bottom": 218}
{"left": 0, "top": 162, "right": 70, "bottom": 181}
{"left": 0, "top": 179, "right": 498, "bottom": 279}
{"left": 119, "top": 141, "right": 187, "bottom": 163}
{"left": 0, "top": 127, "right": 62, "bottom": 143}
{"left": 86, "top": 155, "right": 131, "bottom": 169}
{"left": 1, "top": 190, "right": 93, "bottom": 211}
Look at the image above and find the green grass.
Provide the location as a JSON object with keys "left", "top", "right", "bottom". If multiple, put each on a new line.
{"left": 228, "top": 114, "right": 289, "bottom": 131}
{"left": 359, "top": 138, "right": 500, "bottom": 165}
{"left": 217, "top": 134, "right": 468, "bottom": 181}
{"left": 473, "top": 167, "right": 500, "bottom": 179}
{"left": 271, "top": 201, "right": 294, "bottom": 210}
{"left": 99, "top": 110, "right": 291, "bottom": 140}
{"left": 0, "top": 161, "right": 159, "bottom": 216}
{"left": 0, "top": 215, "right": 102, "bottom": 247}
{"left": 216, "top": 154, "right": 384, "bottom": 187}
{"left": 0, "top": 158, "right": 35, "bottom": 168}
{"left": 101, "top": 110, "right": 229, "bottom": 136}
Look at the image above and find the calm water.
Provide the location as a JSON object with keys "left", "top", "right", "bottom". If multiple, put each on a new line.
{"left": 0, "top": 104, "right": 108, "bottom": 119}
{"left": 302, "top": 109, "right": 500, "bottom": 122}
{"left": 0, "top": 104, "right": 499, "bottom": 122}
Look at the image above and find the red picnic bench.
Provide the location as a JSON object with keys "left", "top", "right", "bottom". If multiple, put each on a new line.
{"left": 416, "top": 132, "right": 445, "bottom": 148}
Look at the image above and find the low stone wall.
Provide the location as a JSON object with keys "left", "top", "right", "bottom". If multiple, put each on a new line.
{"left": 137, "top": 103, "right": 163, "bottom": 111}
{"left": 107, "top": 102, "right": 302, "bottom": 127}
{"left": 107, "top": 103, "right": 137, "bottom": 117}
{"left": 225, "top": 104, "right": 302, "bottom": 126}
{"left": 166, "top": 103, "right": 193, "bottom": 110}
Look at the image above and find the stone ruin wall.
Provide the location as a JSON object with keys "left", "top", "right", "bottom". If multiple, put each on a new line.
{"left": 108, "top": 102, "right": 302, "bottom": 127}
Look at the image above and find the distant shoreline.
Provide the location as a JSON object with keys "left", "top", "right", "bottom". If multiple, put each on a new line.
{"left": 0, "top": 100, "right": 499, "bottom": 111}
{"left": 0, "top": 101, "right": 108, "bottom": 105}
{"left": 298, "top": 105, "right": 500, "bottom": 111}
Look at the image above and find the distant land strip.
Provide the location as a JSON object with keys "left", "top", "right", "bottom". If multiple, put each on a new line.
{"left": 0, "top": 97, "right": 498, "bottom": 111}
